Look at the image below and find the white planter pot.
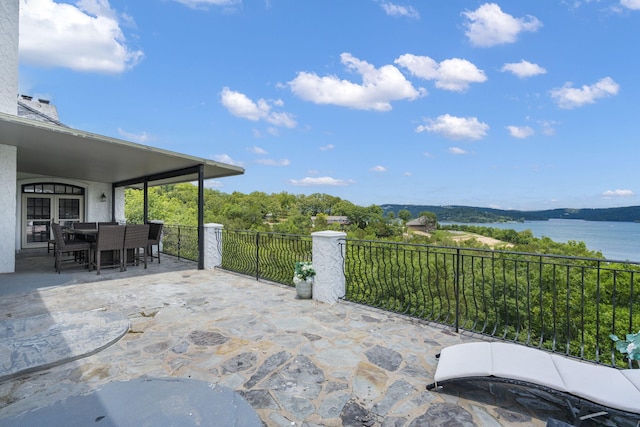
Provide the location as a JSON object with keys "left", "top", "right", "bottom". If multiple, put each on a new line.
{"left": 295, "top": 279, "right": 313, "bottom": 299}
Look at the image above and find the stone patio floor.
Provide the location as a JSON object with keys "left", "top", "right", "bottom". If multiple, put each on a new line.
{"left": 0, "top": 250, "right": 572, "bottom": 426}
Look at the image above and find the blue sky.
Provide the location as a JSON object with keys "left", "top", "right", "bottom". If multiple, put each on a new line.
{"left": 17, "top": 0, "right": 640, "bottom": 210}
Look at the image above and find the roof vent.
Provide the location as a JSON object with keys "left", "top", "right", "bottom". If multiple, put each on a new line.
{"left": 20, "top": 95, "right": 33, "bottom": 101}
{"left": 38, "top": 99, "right": 50, "bottom": 104}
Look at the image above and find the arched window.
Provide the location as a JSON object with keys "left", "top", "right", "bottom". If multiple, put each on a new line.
{"left": 22, "top": 183, "right": 85, "bottom": 195}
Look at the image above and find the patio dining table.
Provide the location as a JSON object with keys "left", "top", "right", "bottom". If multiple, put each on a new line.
{"left": 64, "top": 228, "right": 98, "bottom": 241}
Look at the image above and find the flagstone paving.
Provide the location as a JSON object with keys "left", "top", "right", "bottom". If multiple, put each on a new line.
{"left": 0, "top": 254, "right": 568, "bottom": 426}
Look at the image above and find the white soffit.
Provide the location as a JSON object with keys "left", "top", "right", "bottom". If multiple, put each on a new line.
{"left": 0, "top": 113, "right": 244, "bottom": 187}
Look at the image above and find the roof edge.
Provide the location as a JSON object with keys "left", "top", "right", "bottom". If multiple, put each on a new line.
{"left": 0, "top": 112, "right": 245, "bottom": 176}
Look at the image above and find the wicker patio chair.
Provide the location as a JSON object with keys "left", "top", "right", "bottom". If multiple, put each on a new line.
{"left": 91, "top": 225, "right": 126, "bottom": 275}
{"left": 72, "top": 222, "right": 98, "bottom": 242}
{"left": 47, "top": 238, "right": 56, "bottom": 255}
{"left": 123, "top": 224, "right": 149, "bottom": 271}
{"left": 74, "top": 222, "right": 97, "bottom": 229}
{"left": 51, "top": 223, "right": 91, "bottom": 273}
{"left": 98, "top": 222, "right": 118, "bottom": 227}
{"left": 147, "top": 222, "right": 163, "bottom": 264}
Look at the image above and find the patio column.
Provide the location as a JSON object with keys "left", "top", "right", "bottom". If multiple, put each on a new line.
{"left": 203, "top": 223, "right": 223, "bottom": 269}
{"left": 0, "top": 144, "right": 17, "bottom": 273}
{"left": 311, "top": 230, "right": 346, "bottom": 304}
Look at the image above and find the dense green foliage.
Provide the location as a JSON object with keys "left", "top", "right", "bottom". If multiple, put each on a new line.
{"left": 125, "top": 184, "right": 616, "bottom": 258}
{"left": 125, "top": 184, "right": 402, "bottom": 239}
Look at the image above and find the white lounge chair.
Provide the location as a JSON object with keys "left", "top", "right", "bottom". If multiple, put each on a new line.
{"left": 427, "top": 342, "right": 640, "bottom": 426}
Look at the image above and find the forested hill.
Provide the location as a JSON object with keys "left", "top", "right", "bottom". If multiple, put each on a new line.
{"left": 380, "top": 204, "right": 640, "bottom": 223}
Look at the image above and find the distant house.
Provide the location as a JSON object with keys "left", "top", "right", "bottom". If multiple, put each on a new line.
{"left": 406, "top": 216, "right": 437, "bottom": 233}
{"left": 311, "top": 215, "right": 350, "bottom": 226}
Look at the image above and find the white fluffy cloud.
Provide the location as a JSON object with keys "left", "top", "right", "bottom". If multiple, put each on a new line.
{"left": 204, "top": 180, "right": 223, "bottom": 189}
{"left": 289, "top": 176, "right": 354, "bottom": 186}
{"left": 212, "top": 153, "right": 244, "bottom": 167}
{"left": 463, "top": 3, "right": 542, "bottom": 47}
{"left": 220, "top": 88, "right": 297, "bottom": 128}
{"left": 501, "top": 60, "right": 547, "bottom": 78}
{"left": 118, "top": 128, "right": 151, "bottom": 143}
{"left": 550, "top": 77, "right": 619, "bottom": 109}
{"left": 449, "top": 147, "right": 468, "bottom": 155}
{"left": 370, "top": 165, "right": 387, "bottom": 172}
{"left": 379, "top": 2, "right": 420, "bottom": 19}
{"left": 19, "top": 0, "right": 143, "bottom": 73}
{"left": 173, "top": 0, "right": 240, "bottom": 8}
{"left": 507, "top": 125, "right": 534, "bottom": 139}
{"left": 621, "top": 0, "right": 640, "bottom": 10}
{"left": 602, "top": 189, "right": 634, "bottom": 197}
{"left": 289, "top": 53, "right": 426, "bottom": 111}
{"left": 248, "top": 146, "right": 267, "bottom": 155}
{"left": 256, "top": 158, "right": 291, "bottom": 166}
{"left": 417, "top": 114, "right": 489, "bottom": 140}
{"left": 395, "top": 54, "right": 486, "bottom": 92}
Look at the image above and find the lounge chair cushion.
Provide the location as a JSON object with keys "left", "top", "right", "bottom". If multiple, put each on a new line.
{"left": 431, "top": 342, "right": 640, "bottom": 415}
{"left": 622, "top": 369, "right": 640, "bottom": 391}
{"left": 551, "top": 354, "right": 640, "bottom": 414}
{"left": 434, "top": 342, "right": 493, "bottom": 382}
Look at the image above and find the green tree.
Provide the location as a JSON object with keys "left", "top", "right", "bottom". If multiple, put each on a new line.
{"left": 398, "top": 209, "right": 412, "bottom": 222}
{"left": 313, "top": 213, "right": 329, "bottom": 231}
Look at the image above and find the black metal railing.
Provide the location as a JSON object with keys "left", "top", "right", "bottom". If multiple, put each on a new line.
{"left": 220, "top": 230, "right": 312, "bottom": 285}
{"left": 161, "top": 224, "right": 198, "bottom": 261}
{"left": 205, "top": 228, "right": 639, "bottom": 367}
{"left": 342, "top": 239, "right": 640, "bottom": 368}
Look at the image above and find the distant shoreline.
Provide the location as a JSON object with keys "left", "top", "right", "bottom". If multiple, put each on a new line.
{"left": 381, "top": 204, "right": 640, "bottom": 224}
{"left": 440, "top": 219, "right": 640, "bottom": 263}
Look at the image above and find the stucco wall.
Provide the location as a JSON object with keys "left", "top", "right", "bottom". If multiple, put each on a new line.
{"left": 0, "top": 145, "right": 17, "bottom": 272}
{"left": 114, "top": 187, "right": 126, "bottom": 221}
{"left": 0, "top": 0, "right": 18, "bottom": 115}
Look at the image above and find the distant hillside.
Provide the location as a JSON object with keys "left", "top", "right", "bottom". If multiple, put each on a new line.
{"left": 380, "top": 204, "right": 640, "bottom": 223}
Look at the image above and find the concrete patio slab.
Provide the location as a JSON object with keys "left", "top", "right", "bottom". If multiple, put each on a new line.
{"left": 0, "top": 310, "right": 129, "bottom": 382}
{"left": 0, "top": 254, "right": 572, "bottom": 426}
{"left": 0, "top": 377, "right": 262, "bottom": 427}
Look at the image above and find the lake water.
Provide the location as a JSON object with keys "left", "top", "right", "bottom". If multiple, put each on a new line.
{"left": 442, "top": 218, "right": 640, "bottom": 263}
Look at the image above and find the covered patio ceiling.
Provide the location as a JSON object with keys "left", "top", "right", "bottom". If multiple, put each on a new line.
{"left": 0, "top": 112, "right": 244, "bottom": 187}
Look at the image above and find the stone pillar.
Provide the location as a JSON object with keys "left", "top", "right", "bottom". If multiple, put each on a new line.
{"left": 0, "top": 0, "right": 19, "bottom": 115}
{"left": 311, "top": 230, "right": 346, "bottom": 304}
{"left": 204, "top": 223, "right": 223, "bottom": 269}
{"left": 0, "top": 145, "right": 17, "bottom": 273}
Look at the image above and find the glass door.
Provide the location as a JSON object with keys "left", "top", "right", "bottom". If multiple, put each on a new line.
{"left": 23, "top": 196, "right": 52, "bottom": 247}
{"left": 57, "top": 197, "right": 82, "bottom": 229}
{"left": 21, "top": 194, "right": 84, "bottom": 249}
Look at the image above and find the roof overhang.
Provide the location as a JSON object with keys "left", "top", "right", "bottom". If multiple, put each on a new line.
{"left": 0, "top": 112, "right": 244, "bottom": 188}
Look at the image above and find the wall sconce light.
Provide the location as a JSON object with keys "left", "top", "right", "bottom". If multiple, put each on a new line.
{"left": 100, "top": 193, "right": 107, "bottom": 203}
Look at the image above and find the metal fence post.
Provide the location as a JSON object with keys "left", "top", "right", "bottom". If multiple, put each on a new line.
{"left": 455, "top": 248, "right": 461, "bottom": 333}
{"left": 255, "top": 232, "right": 260, "bottom": 280}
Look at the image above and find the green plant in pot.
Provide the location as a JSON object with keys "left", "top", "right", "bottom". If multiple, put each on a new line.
{"left": 610, "top": 329, "right": 640, "bottom": 367}
{"left": 293, "top": 261, "right": 315, "bottom": 299}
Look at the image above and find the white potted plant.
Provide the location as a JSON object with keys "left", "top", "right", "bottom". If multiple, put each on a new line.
{"left": 293, "top": 261, "right": 315, "bottom": 299}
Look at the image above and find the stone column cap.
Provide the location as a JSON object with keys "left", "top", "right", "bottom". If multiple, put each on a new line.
{"left": 311, "top": 230, "right": 346, "bottom": 237}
